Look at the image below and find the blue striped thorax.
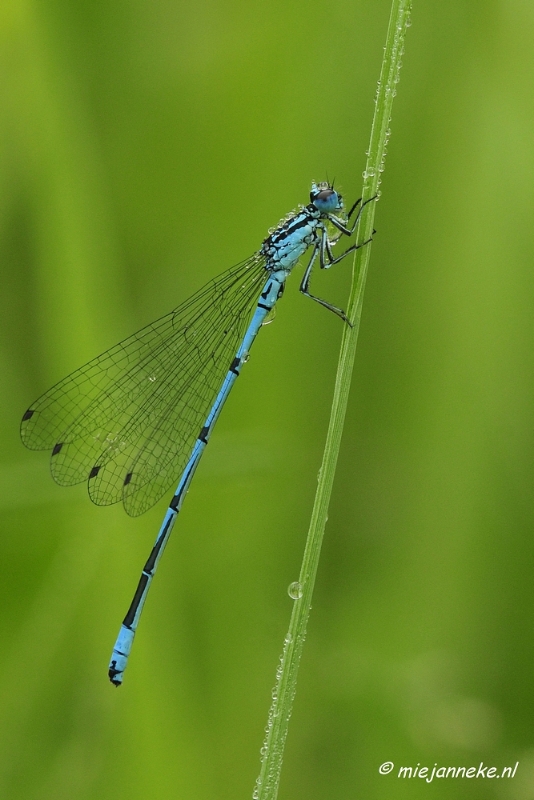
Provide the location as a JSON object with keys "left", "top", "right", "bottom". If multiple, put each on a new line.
{"left": 261, "top": 182, "right": 344, "bottom": 273}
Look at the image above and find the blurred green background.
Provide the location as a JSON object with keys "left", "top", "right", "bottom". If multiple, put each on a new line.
{"left": 2, "top": 0, "right": 534, "bottom": 798}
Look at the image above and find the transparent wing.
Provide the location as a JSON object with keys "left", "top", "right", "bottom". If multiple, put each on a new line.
{"left": 21, "top": 255, "right": 268, "bottom": 516}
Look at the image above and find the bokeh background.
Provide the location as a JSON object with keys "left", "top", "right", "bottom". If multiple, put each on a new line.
{"left": 2, "top": 0, "right": 534, "bottom": 798}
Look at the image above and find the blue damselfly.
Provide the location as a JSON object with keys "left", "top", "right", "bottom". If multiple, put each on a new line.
{"left": 20, "top": 182, "right": 374, "bottom": 685}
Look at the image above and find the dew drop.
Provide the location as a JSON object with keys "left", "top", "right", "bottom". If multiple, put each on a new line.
{"left": 288, "top": 581, "right": 303, "bottom": 600}
{"left": 262, "top": 307, "right": 276, "bottom": 326}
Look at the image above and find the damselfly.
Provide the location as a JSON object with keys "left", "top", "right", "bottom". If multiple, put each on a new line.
{"left": 20, "top": 182, "right": 374, "bottom": 685}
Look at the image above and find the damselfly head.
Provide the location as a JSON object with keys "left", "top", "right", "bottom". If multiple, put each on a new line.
{"left": 310, "top": 181, "right": 343, "bottom": 213}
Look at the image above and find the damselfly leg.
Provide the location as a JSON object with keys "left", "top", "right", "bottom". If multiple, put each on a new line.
{"left": 299, "top": 195, "right": 377, "bottom": 325}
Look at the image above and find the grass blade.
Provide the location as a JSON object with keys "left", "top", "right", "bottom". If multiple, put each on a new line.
{"left": 253, "top": 2, "right": 413, "bottom": 798}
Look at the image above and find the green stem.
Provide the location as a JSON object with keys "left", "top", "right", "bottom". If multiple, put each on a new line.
{"left": 252, "top": 2, "right": 412, "bottom": 799}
